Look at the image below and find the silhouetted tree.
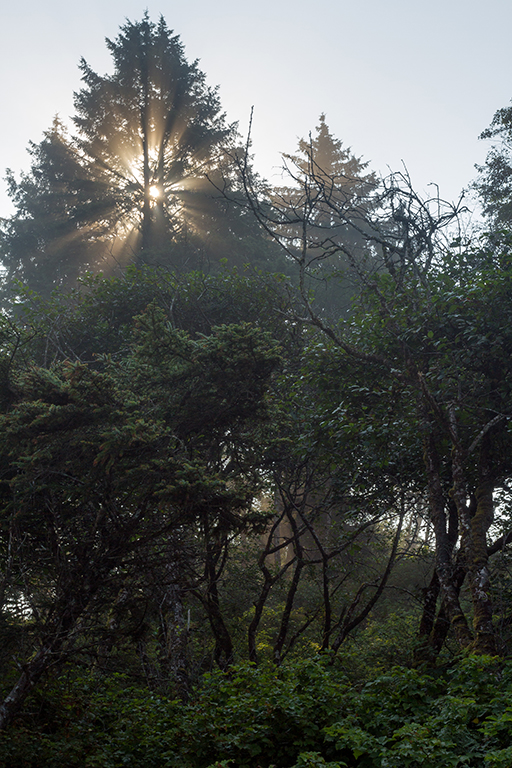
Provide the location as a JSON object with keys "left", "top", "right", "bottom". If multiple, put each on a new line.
{"left": 0, "top": 14, "right": 276, "bottom": 299}
{"left": 274, "top": 115, "right": 377, "bottom": 314}
{"left": 237, "top": 139, "right": 512, "bottom": 658}
{"left": 475, "top": 101, "right": 512, "bottom": 227}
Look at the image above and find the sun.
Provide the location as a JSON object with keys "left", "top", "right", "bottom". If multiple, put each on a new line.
{"left": 149, "top": 185, "right": 161, "bottom": 200}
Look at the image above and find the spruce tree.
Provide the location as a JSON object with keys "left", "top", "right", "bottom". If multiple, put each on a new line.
{"left": 276, "top": 115, "right": 377, "bottom": 314}
{"left": 0, "top": 15, "right": 275, "bottom": 298}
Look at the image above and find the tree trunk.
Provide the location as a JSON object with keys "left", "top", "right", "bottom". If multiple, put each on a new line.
{"left": 160, "top": 581, "right": 190, "bottom": 699}
{"left": 272, "top": 509, "right": 305, "bottom": 665}
{"left": 469, "top": 478, "right": 496, "bottom": 654}
{"left": 0, "top": 583, "right": 99, "bottom": 730}
{"left": 414, "top": 561, "right": 467, "bottom": 666}
{"left": 413, "top": 570, "right": 440, "bottom": 666}
{"left": 248, "top": 568, "right": 274, "bottom": 664}
{"left": 424, "top": 431, "right": 473, "bottom": 649}
{"left": 331, "top": 509, "right": 404, "bottom": 656}
{"left": 204, "top": 541, "right": 233, "bottom": 670}
{"left": 0, "top": 645, "right": 55, "bottom": 730}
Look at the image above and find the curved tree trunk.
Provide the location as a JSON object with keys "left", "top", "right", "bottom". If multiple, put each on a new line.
{"left": 0, "top": 584, "right": 100, "bottom": 730}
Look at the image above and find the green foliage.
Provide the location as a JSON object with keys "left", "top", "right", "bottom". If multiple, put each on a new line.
{"left": 475, "top": 104, "right": 512, "bottom": 227}
{"left": 10, "top": 266, "right": 293, "bottom": 363}
{"left": 176, "top": 659, "right": 348, "bottom": 767}
{"left": 320, "top": 655, "right": 512, "bottom": 767}
{"left": 4, "top": 656, "right": 512, "bottom": 767}
{"left": 0, "top": 660, "right": 349, "bottom": 768}
{"left": 0, "top": 276, "right": 286, "bottom": 723}
{"left": 337, "top": 609, "right": 421, "bottom": 682}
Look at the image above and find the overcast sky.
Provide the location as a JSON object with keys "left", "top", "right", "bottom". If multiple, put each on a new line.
{"left": 1, "top": 0, "right": 511, "bottom": 219}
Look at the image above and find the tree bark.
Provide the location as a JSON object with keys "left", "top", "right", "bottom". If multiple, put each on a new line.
{"left": 423, "top": 431, "right": 473, "bottom": 649}
{"left": 413, "top": 570, "right": 440, "bottom": 666}
{"left": 0, "top": 583, "right": 100, "bottom": 730}
{"left": 159, "top": 579, "right": 190, "bottom": 699}
{"left": 204, "top": 538, "right": 234, "bottom": 670}
{"left": 0, "top": 645, "right": 55, "bottom": 730}
{"left": 469, "top": 477, "right": 496, "bottom": 654}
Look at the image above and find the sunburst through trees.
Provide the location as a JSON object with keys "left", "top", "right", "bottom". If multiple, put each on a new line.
{"left": 1, "top": 14, "right": 270, "bottom": 298}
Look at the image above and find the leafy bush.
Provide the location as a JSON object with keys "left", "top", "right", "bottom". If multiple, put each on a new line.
{"left": 3, "top": 656, "right": 512, "bottom": 767}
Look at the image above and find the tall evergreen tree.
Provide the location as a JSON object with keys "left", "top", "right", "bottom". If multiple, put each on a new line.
{"left": 475, "top": 101, "right": 512, "bottom": 227}
{"left": 274, "top": 115, "right": 377, "bottom": 314}
{"left": 285, "top": 114, "right": 375, "bottom": 212}
{"left": 0, "top": 15, "right": 275, "bottom": 298}
{"left": 2, "top": 118, "right": 114, "bottom": 296}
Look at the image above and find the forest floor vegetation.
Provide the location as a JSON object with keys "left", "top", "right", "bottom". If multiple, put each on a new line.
{"left": 1, "top": 654, "right": 512, "bottom": 768}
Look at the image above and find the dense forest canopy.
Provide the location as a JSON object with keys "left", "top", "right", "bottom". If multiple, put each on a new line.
{"left": 1, "top": 13, "right": 512, "bottom": 767}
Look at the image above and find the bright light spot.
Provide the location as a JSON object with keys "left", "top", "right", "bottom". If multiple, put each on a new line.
{"left": 149, "top": 185, "right": 161, "bottom": 199}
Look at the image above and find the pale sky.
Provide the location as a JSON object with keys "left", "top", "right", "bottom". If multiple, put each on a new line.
{"left": 1, "top": 0, "right": 511, "bottom": 219}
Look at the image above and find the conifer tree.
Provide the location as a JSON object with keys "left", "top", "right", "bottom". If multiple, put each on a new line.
{"left": 275, "top": 115, "right": 377, "bottom": 314}
{"left": 475, "top": 101, "right": 512, "bottom": 227}
{"left": 0, "top": 15, "right": 274, "bottom": 298}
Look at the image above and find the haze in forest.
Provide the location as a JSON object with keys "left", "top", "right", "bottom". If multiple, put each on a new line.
{"left": 2, "top": 0, "right": 512, "bottom": 219}
{"left": 5, "top": 10, "right": 512, "bottom": 764}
